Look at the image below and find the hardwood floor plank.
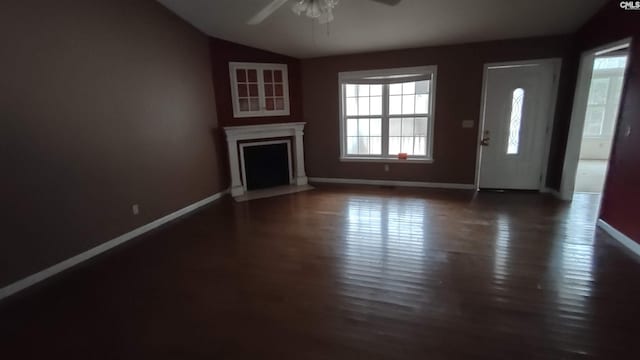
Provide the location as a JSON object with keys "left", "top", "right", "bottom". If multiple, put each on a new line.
{"left": 1, "top": 185, "right": 639, "bottom": 359}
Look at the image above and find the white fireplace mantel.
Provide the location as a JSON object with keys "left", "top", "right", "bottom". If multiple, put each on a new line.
{"left": 223, "top": 122, "right": 308, "bottom": 197}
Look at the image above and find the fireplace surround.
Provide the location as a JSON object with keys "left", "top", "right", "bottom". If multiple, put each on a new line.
{"left": 223, "top": 122, "right": 308, "bottom": 197}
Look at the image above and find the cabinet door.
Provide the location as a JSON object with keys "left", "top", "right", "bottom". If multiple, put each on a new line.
{"left": 233, "top": 67, "right": 261, "bottom": 116}
{"left": 230, "top": 63, "right": 290, "bottom": 118}
{"left": 262, "top": 68, "right": 286, "bottom": 112}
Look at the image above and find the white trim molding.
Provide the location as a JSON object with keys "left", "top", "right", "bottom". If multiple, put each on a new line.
{"left": 224, "top": 122, "right": 308, "bottom": 197}
{"left": 560, "top": 38, "right": 631, "bottom": 200}
{"left": 0, "top": 189, "right": 229, "bottom": 301}
{"left": 597, "top": 219, "right": 640, "bottom": 258}
{"left": 308, "top": 177, "right": 475, "bottom": 190}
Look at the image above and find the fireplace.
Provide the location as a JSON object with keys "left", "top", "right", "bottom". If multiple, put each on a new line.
{"left": 223, "top": 122, "right": 308, "bottom": 198}
{"left": 241, "top": 140, "right": 292, "bottom": 191}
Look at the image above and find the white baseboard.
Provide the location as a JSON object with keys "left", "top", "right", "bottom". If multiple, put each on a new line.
{"left": 597, "top": 219, "right": 640, "bottom": 258}
{"left": 0, "top": 188, "right": 229, "bottom": 301}
{"left": 308, "top": 177, "right": 476, "bottom": 190}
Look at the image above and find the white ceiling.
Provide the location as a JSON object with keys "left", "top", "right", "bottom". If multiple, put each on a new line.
{"left": 156, "top": 0, "right": 607, "bottom": 59}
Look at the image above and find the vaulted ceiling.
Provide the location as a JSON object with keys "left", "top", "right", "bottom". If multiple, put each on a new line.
{"left": 157, "top": 0, "right": 607, "bottom": 58}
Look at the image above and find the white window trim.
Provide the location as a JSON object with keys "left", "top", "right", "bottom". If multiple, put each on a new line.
{"left": 338, "top": 65, "right": 437, "bottom": 163}
{"left": 229, "top": 62, "right": 290, "bottom": 118}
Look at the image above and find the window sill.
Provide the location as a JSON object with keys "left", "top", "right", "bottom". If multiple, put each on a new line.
{"left": 340, "top": 157, "right": 434, "bottom": 164}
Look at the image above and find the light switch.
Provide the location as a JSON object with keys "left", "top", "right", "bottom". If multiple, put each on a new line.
{"left": 462, "top": 120, "right": 475, "bottom": 128}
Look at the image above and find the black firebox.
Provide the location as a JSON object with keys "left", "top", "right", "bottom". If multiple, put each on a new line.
{"left": 242, "top": 142, "right": 290, "bottom": 191}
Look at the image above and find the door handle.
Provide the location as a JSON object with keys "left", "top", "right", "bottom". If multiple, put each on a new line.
{"left": 480, "top": 130, "right": 490, "bottom": 146}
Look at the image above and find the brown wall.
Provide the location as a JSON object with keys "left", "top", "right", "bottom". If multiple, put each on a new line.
{"left": 0, "top": 0, "right": 226, "bottom": 287}
{"left": 210, "top": 37, "right": 303, "bottom": 127}
{"left": 301, "top": 36, "right": 576, "bottom": 184}
{"left": 578, "top": 1, "right": 640, "bottom": 242}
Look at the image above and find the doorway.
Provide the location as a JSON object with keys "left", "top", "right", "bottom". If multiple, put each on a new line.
{"left": 477, "top": 59, "right": 560, "bottom": 190}
{"left": 560, "top": 39, "right": 631, "bottom": 200}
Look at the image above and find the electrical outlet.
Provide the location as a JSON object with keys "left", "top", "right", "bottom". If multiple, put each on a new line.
{"left": 132, "top": 204, "right": 139, "bottom": 215}
{"left": 384, "top": 164, "right": 390, "bottom": 172}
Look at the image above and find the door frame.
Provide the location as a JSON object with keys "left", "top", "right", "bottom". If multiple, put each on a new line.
{"left": 474, "top": 58, "right": 562, "bottom": 191}
{"left": 559, "top": 38, "right": 632, "bottom": 200}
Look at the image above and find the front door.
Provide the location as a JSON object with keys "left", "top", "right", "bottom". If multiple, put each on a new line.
{"left": 479, "top": 62, "right": 556, "bottom": 190}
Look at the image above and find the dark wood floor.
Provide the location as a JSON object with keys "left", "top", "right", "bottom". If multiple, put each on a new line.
{"left": 2, "top": 185, "right": 640, "bottom": 359}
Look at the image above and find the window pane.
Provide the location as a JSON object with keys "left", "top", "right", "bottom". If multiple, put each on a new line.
{"left": 239, "top": 98, "right": 249, "bottom": 111}
{"left": 263, "top": 70, "right": 272, "bottom": 83}
{"left": 275, "top": 98, "right": 284, "bottom": 110}
{"left": 402, "top": 118, "right": 414, "bottom": 136}
{"left": 346, "top": 98, "right": 358, "bottom": 116}
{"left": 247, "top": 69, "right": 257, "bottom": 82}
{"left": 507, "top": 88, "right": 524, "bottom": 155}
{"left": 594, "top": 56, "right": 627, "bottom": 70}
{"left": 370, "top": 137, "right": 382, "bottom": 154}
{"left": 358, "top": 137, "right": 369, "bottom": 154}
{"left": 358, "top": 84, "right": 369, "bottom": 97}
{"left": 415, "top": 80, "right": 429, "bottom": 94}
{"left": 273, "top": 70, "right": 282, "bottom": 82}
{"left": 347, "top": 118, "right": 358, "bottom": 137}
{"left": 389, "top": 137, "right": 401, "bottom": 155}
{"left": 389, "top": 95, "right": 402, "bottom": 115}
{"left": 236, "top": 69, "right": 246, "bottom": 82}
{"left": 588, "top": 78, "right": 609, "bottom": 105}
{"left": 347, "top": 137, "right": 358, "bottom": 154}
{"left": 358, "top": 118, "right": 370, "bottom": 136}
{"left": 390, "top": 83, "right": 402, "bottom": 95}
{"left": 370, "top": 118, "right": 381, "bottom": 136}
{"left": 402, "top": 95, "right": 415, "bottom": 114}
{"left": 402, "top": 82, "right": 415, "bottom": 94}
{"left": 415, "top": 117, "right": 428, "bottom": 136}
{"left": 346, "top": 84, "right": 357, "bottom": 97}
{"left": 249, "top": 84, "right": 258, "bottom": 97}
{"left": 249, "top": 98, "right": 260, "bottom": 111}
{"left": 414, "top": 137, "right": 427, "bottom": 155}
{"left": 415, "top": 94, "right": 429, "bottom": 114}
{"left": 370, "top": 96, "right": 382, "bottom": 115}
{"left": 389, "top": 118, "right": 401, "bottom": 136}
{"left": 265, "top": 84, "right": 274, "bottom": 96}
{"left": 401, "top": 137, "right": 414, "bottom": 154}
{"left": 584, "top": 107, "right": 605, "bottom": 136}
{"left": 358, "top": 97, "right": 370, "bottom": 116}
{"left": 238, "top": 84, "right": 248, "bottom": 97}
{"left": 370, "top": 84, "right": 383, "bottom": 96}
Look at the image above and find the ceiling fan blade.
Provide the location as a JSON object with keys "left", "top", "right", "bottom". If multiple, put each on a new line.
{"left": 247, "top": 0, "right": 290, "bottom": 25}
{"left": 368, "top": 0, "right": 402, "bottom": 5}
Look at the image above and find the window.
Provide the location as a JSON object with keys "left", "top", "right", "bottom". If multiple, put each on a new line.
{"left": 584, "top": 77, "right": 610, "bottom": 137}
{"left": 584, "top": 56, "right": 627, "bottom": 137}
{"left": 339, "top": 66, "right": 436, "bottom": 162}
{"left": 229, "top": 62, "right": 290, "bottom": 118}
{"left": 507, "top": 88, "right": 524, "bottom": 155}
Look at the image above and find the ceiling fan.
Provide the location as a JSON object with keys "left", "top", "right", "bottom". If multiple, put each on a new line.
{"left": 247, "top": 0, "right": 402, "bottom": 25}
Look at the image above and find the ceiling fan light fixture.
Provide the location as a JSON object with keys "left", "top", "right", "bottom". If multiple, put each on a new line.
{"left": 317, "top": 9, "right": 333, "bottom": 24}
{"left": 292, "top": 0, "right": 339, "bottom": 23}
{"left": 291, "top": 1, "right": 308, "bottom": 16}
